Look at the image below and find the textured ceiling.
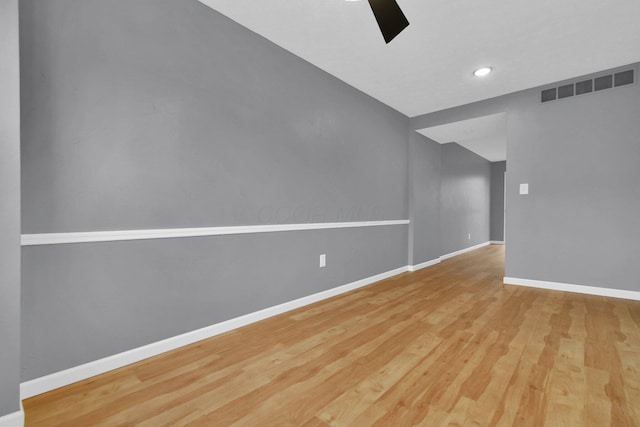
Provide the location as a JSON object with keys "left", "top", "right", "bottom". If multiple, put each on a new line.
{"left": 198, "top": 0, "right": 640, "bottom": 118}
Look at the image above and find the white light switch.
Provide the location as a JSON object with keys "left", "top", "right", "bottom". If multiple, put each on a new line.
{"left": 319, "top": 254, "right": 326, "bottom": 268}
{"left": 519, "top": 183, "right": 529, "bottom": 195}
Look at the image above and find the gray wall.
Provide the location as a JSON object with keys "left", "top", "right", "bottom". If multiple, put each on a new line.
{"left": 20, "top": 0, "right": 408, "bottom": 233}
{"left": 440, "top": 143, "right": 491, "bottom": 255}
{"left": 412, "top": 63, "right": 640, "bottom": 292}
{"left": 409, "top": 133, "right": 492, "bottom": 265}
{"left": 490, "top": 161, "right": 506, "bottom": 242}
{"left": 22, "top": 226, "right": 406, "bottom": 379}
{"left": 409, "top": 133, "right": 442, "bottom": 265}
{"left": 20, "top": 0, "right": 409, "bottom": 380}
{"left": 506, "top": 72, "right": 640, "bottom": 290}
{"left": 0, "top": 0, "right": 21, "bottom": 416}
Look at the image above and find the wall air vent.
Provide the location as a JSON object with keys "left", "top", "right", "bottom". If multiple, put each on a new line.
{"left": 594, "top": 75, "right": 613, "bottom": 91}
{"left": 615, "top": 69, "right": 634, "bottom": 87}
{"left": 541, "top": 68, "right": 635, "bottom": 103}
{"left": 541, "top": 88, "right": 557, "bottom": 102}
{"left": 575, "top": 79, "right": 593, "bottom": 95}
{"left": 558, "top": 84, "right": 574, "bottom": 99}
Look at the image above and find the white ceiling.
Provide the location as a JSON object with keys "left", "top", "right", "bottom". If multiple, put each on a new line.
{"left": 417, "top": 113, "right": 507, "bottom": 162}
{"left": 197, "top": 0, "right": 640, "bottom": 118}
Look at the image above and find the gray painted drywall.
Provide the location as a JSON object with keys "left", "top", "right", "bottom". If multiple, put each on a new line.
{"left": 0, "top": 0, "right": 21, "bottom": 416}
{"left": 506, "top": 75, "right": 640, "bottom": 290}
{"left": 490, "top": 161, "right": 506, "bottom": 242}
{"left": 409, "top": 133, "right": 442, "bottom": 265}
{"left": 20, "top": 0, "right": 410, "bottom": 380}
{"left": 22, "top": 225, "right": 406, "bottom": 380}
{"left": 409, "top": 133, "right": 493, "bottom": 265}
{"left": 20, "top": 0, "right": 408, "bottom": 234}
{"left": 412, "top": 63, "right": 640, "bottom": 292}
{"left": 440, "top": 143, "right": 491, "bottom": 255}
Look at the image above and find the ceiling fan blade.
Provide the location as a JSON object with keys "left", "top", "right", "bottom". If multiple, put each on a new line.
{"left": 367, "top": 0, "right": 409, "bottom": 44}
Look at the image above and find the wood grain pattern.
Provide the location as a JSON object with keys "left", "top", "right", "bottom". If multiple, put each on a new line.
{"left": 23, "top": 245, "right": 640, "bottom": 426}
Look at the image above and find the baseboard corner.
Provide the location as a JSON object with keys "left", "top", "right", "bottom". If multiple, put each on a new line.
{"left": 408, "top": 258, "right": 440, "bottom": 272}
{"left": 440, "top": 241, "right": 491, "bottom": 261}
{"left": 0, "top": 408, "right": 24, "bottom": 427}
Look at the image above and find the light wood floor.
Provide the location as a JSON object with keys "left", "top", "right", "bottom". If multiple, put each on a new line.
{"left": 24, "top": 245, "right": 640, "bottom": 426}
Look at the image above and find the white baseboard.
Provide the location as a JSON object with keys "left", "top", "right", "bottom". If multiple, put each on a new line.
{"left": 20, "top": 265, "right": 410, "bottom": 399}
{"left": 440, "top": 241, "right": 491, "bottom": 261}
{"left": 503, "top": 277, "right": 640, "bottom": 301}
{"left": 490, "top": 241, "right": 504, "bottom": 245}
{"left": 409, "top": 242, "right": 493, "bottom": 272}
{"left": 408, "top": 258, "right": 440, "bottom": 272}
{"left": 0, "top": 409, "right": 23, "bottom": 427}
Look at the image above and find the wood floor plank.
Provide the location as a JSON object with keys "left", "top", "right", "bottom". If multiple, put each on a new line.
{"left": 317, "top": 333, "right": 444, "bottom": 426}
{"left": 23, "top": 245, "right": 640, "bottom": 426}
{"left": 586, "top": 367, "right": 612, "bottom": 427}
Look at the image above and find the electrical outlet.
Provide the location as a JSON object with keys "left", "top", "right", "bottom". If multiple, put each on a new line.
{"left": 468, "top": 233, "right": 471, "bottom": 240}
{"left": 319, "top": 254, "right": 326, "bottom": 268}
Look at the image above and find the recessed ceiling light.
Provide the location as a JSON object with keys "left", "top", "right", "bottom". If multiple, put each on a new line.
{"left": 473, "top": 67, "right": 493, "bottom": 77}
